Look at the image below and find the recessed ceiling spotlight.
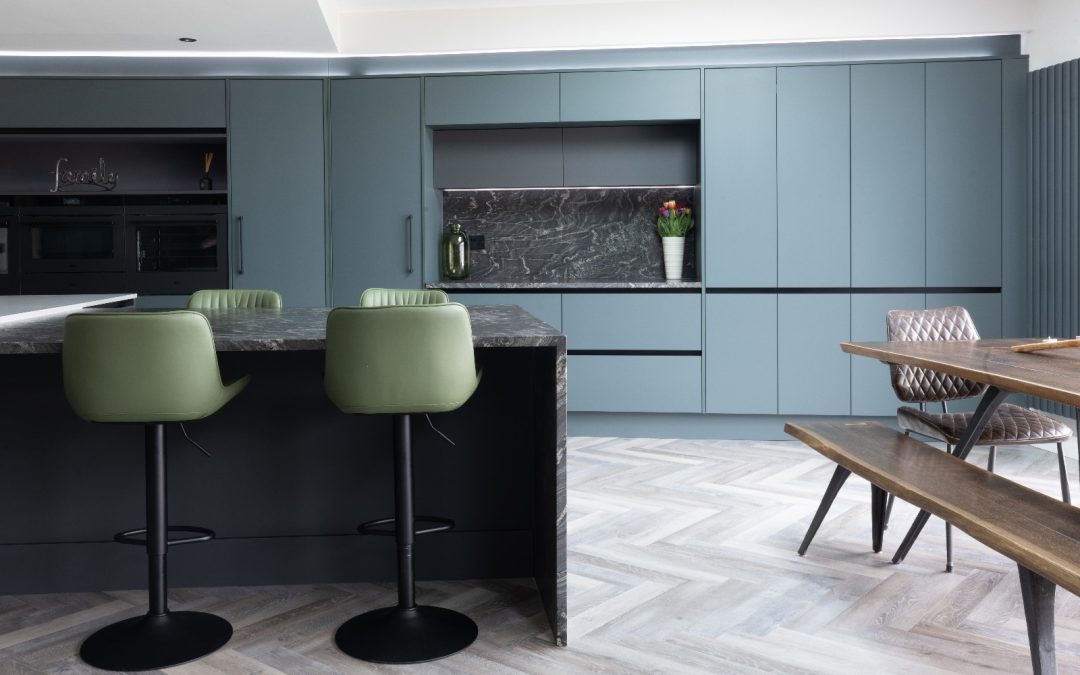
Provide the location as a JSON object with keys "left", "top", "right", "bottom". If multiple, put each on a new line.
{"left": 178, "top": 37, "right": 197, "bottom": 43}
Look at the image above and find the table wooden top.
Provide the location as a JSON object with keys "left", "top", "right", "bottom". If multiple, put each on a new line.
{"left": 843, "top": 338, "right": 1080, "bottom": 409}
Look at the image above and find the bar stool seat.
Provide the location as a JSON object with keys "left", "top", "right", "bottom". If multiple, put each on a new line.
{"left": 63, "top": 311, "right": 248, "bottom": 671}
{"left": 325, "top": 297, "right": 480, "bottom": 664}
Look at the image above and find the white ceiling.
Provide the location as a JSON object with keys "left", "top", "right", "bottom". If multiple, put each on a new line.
{"left": 0, "top": 0, "right": 1042, "bottom": 57}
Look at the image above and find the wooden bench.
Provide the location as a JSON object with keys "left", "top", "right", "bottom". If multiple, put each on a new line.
{"left": 787, "top": 421, "right": 1080, "bottom": 675}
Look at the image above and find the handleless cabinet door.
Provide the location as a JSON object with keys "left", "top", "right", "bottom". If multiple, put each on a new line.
{"left": 560, "top": 69, "right": 701, "bottom": 122}
{"left": 331, "top": 78, "right": 422, "bottom": 304}
{"left": 778, "top": 293, "right": 850, "bottom": 415}
{"left": 425, "top": 74, "right": 559, "bottom": 126}
{"left": 850, "top": 293, "right": 925, "bottom": 416}
{"left": 229, "top": 79, "right": 326, "bottom": 307}
{"left": 704, "top": 68, "right": 777, "bottom": 287}
{"left": 926, "top": 60, "right": 1002, "bottom": 287}
{"left": 705, "top": 293, "right": 777, "bottom": 413}
{"left": 777, "top": 66, "right": 850, "bottom": 287}
{"left": 0, "top": 79, "right": 226, "bottom": 128}
{"left": 450, "top": 293, "right": 562, "bottom": 331}
{"left": 851, "top": 63, "right": 926, "bottom": 287}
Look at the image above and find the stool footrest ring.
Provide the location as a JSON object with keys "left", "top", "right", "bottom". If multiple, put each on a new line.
{"left": 114, "top": 525, "right": 215, "bottom": 547}
{"left": 358, "top": 515, "right": 454, "bottom": 537}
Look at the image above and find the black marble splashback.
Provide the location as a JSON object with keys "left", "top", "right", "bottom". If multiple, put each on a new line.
{"left": 440, "top": 187, "right": 697, "bottom": 282}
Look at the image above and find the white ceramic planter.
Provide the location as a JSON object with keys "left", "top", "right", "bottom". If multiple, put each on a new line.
{"left": 661, "top": 237, "right": 685, "bottom": 281}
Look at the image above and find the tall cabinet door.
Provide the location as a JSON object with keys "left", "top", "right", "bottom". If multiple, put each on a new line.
{"left": 851, "top": 63, "right": 926, "bottom": 287}
{"left": 705, "top": 293, "right": 777, "bottom": 413}
{"left": 704, "top": 68, "right": 777, "bottom": 287}
{"left": 229, "top": 80, "right": 327, "bottom": 307}
{"left": 778, "top": 294, "right": 850, "bottom": 415}
{"left": 926, "top": 60, "right": 1002, "bottom": 287}
{"left": 777, "top": 66, "right": 850, "bottom": 287}
{"left": 330, "top": 78, "right": 421, "bottom": 305}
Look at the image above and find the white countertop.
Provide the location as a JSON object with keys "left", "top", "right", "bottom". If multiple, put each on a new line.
{"left": 0, "top": 294, "right": 137, "bottom": 324}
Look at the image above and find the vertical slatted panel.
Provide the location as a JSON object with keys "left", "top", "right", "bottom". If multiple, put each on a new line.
{"left": 1030, "top": 59, "right": 1080, "bottom": 416}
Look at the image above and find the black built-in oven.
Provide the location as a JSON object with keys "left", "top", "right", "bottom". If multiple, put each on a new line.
{"left": 21, "top": 206, "right": 124, "bottom": 274}
{"left": 125, "top": 205, "right": 227, "bottom": 294}
{"left": 0, "top": 208, "right": 17, "bottom": 294}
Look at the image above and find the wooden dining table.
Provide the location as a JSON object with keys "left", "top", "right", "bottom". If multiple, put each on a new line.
{"left": 842, "top": 337, "right": 1080, "bottom": 563}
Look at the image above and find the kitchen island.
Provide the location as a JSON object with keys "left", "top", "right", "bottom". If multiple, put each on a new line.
{"left": 0, "top": 304, "right": 567, "bottom": 645}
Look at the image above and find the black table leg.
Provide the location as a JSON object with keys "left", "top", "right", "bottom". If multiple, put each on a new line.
{"left": 891, "top": 386, "right": 1009, "bottom": 565}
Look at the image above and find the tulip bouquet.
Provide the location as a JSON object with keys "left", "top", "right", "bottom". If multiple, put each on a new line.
{"left": 656, "top": 200, "right": 694, "bottom": 237}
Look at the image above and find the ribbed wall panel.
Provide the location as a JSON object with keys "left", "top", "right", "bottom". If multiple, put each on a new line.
{"left": 1030, "top": 58, "right": 1080, "bottom": 417}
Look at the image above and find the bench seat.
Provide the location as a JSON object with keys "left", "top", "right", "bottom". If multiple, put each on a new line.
{"left": 787, "top": 420, "right": 1080, "bottom": 674}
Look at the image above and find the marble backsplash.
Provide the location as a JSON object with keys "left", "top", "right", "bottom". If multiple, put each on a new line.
{"left": 440, "top": 187, "right": 697, "bottom": 282}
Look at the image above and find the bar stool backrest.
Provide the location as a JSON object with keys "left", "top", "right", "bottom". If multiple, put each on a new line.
{"left": 324, "top": 303, "right": 478, "bottom": 415}
{"left": 360, "top": 288, "right": 448, "bottom": 307}
{"left": 886, "top": 305, "right": 987, "bottom": 404}
{"left": 63, "top": 311, "right": 245, "bottom": 423}
{"left": 187, "top": 289, "right": 283, "bottom": 310}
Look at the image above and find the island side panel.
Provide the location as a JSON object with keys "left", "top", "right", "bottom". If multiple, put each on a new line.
{"left": 533, "top": 340, "right": 568, "bottom": 645}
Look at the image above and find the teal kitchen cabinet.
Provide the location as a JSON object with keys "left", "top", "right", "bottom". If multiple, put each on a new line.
{"left": 568, "top": 355, "right": 702, "bottom": 413}
{"left": 563, "top": 293, "right": 701, "bottom": 413}
{"left": 777, "top": 66, "right": 850, "bottom": 287}
{"left": 850, "top": 293, "right": 925, "bottom": 416}
{"left": 926, "top": 60, "right": 1002, "bottom": 287}
{"left": 851, "top": 63, "right": 926, "bottom": 287}
{"left": 705, "top": 293, "right": 777, "bottom": 414}
{"left": 704, "top": 68, "right": 777, "bottom": 287}
{"left": 559, "top": 69, "right": 701, "bottom": 122}
{"left": 424, "top": 74, "right": 559, "bottom": 126}
{"left": 778, "top": 293, "right": 850, "bottom": 415}
{"left": 450, "top": 293, "right": 562, "bottom": 330}
{"left": 331, "top": 78, "right": 421, "bottom": 304}
{"left": 0, "top": 79, "right": 225, "bottom": 128}
{"left": 562, "top": 293, "right": 701, "bottom": 350}
{"left": 229, "top": 79, "right": 326, "bottom": 307}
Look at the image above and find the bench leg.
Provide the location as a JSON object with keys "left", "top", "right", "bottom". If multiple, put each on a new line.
{"left": 798, "top": 465, "right": 851, "bottom": 556}
{"left": 883, "top": 493, "right": 895, "bottom": 530}
{"left": 1017, "top": 564, "right": 1057, "bottom": 675}
{"left": 871, "top": 485, "right": 887, "bottom": 553}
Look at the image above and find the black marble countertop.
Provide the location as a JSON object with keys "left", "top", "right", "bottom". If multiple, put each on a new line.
{"left": 0, "top": 305, "right": 564, "bottom": 355}
{"left": 428, "top": 280, "right": 702, "bottom": 290}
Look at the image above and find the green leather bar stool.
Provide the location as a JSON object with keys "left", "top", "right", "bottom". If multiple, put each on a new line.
{"left": 325, "top": 299, "right": 480, "bottom": 664}
{"left": 359, "top": 287, "right": 448, "bottom": 307}
{"left": 63, "top": 311, "right": 249, "bottom": 671}
{"left": 187, "top": 289, "right": 283, "bottom": 309}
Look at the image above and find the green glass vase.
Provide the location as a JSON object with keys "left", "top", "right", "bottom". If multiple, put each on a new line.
{"left": 441, "top": 222, "right": 470, "bottom": 280}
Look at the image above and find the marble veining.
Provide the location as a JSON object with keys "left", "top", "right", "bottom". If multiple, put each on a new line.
{"left": 0, "top": 305, "right": 565, "bottom": 355}
{"left": 441, "top": 187, "right": 698, "bottom": 282}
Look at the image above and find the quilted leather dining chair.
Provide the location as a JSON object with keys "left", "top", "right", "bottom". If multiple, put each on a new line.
{"left": 886, "top": 305, "right": 1072, "bottom": 572}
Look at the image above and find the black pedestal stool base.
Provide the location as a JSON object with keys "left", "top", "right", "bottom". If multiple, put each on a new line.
{"left": 80, "top": 611, "right": 233, "bottom": 672}
{"left": 335, "top": 605, "right": 478, "bottom": 664}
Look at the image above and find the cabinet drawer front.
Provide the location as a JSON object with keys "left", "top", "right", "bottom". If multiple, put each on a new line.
{"left": 705, "top": 294, "right": 777, "bottom": 414}
{"left": 0, "top": 79, "right": 225, "bottom": 128}
{"left": 778, "top": 293, "right": 850, "bottom": 415}
{"left": 563, "top": 293, "right": 701, "bottom": 350}
{"left": 560, "top": 69, "right": 701, "bottom": 122}
{"left": 425, "top": 74, "right": 559, "bottom": 126}
{"left": 451, "top": 293, "right": 562, "bottom": 331}
{"left": 568, "top": 355, "right": 701, "bottom": 412}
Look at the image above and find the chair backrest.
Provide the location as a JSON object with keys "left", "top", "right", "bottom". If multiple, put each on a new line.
{"left": 885, "top": 306, "right": 986, "bottom": 403}
{"left": 359, "top": 288, "right": 448, "bottom": 307}
{"left": 63, "top": 311, "right": 234, "bottom": 422}
{"left": 187, "top": 289, "right": 283, "bottom": 310}
{"left": 324, "top": 303, "right": 478, "bottom": 415}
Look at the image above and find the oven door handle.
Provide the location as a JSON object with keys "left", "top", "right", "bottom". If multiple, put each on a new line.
{"left": 236, "top": 215, "right": 244, "bottom": 275}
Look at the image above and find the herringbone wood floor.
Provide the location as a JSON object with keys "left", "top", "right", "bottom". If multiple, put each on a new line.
{"left": 2, "top": 437, "right": 1080, "bottom": 674}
